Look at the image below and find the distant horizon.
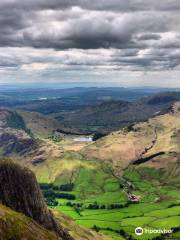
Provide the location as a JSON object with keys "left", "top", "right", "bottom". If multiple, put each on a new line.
{"left": 0, "top": 82, "right": 180, "bottom": 91}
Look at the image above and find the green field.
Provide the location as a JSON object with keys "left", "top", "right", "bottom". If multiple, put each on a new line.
{"left": 37, "top": 155, "right": 180, "bottom": 240}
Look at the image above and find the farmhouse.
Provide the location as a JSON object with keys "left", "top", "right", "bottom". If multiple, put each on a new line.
{"left": 128, "top": 194, "right": 140, "bottom": 203}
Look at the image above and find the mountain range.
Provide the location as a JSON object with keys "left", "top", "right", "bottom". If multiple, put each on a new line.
{"left": 0, "top": 90, "right": 179, "bottom": 240}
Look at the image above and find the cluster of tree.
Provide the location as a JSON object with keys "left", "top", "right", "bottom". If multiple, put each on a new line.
{"left": 66, "top": 202, "right": 83, "bottom": 208}
{"left": 55, "top": 192, "right": 76, "bottom": 200}
{"left": 48, "top": 134, "right": 62, "bottom": 142}
{"left": 86, "top": 202, "right": 130, "bottom": 210}
{"left": 42, "top": 188, "right": 76, "bottom": 201}
{"left": 45, "top": 197, "right": 58, "bottom": 207}
{"left": 64, "top": 201, "right": 131, "bottom": 210}
{"left": 87, "top": 202, "right": 105, "bottom": 209}
{"left": 39, "top": 182, "right": 74, "bottom": 192}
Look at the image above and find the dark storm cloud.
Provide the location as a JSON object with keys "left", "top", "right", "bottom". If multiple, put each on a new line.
{"left": 0, "top": 0, "right": 179, "bottom": 79}
{"left": 0, "top": 0, "right": 179, "bottom": 50}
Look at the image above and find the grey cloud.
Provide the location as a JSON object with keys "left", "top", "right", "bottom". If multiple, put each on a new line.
{"left": 19, "top": 10, "right": 171, "bottom": 50}
{"left": 0, "top": 0, "right": 179, "bottom": 77}
{"left": 0, "top": 1, "right": 178, "bottom": 50}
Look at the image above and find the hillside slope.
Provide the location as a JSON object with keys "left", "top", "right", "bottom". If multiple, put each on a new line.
{"left": 55, "top": 92, "right": 180, "bottom": 134}
{"left": 82, "top": 102, "right": 180, "bottom": 175}
{"left": 0, "top": 109, "right": 64, "bottom": 165}
{"left": 17, "top": 110, "right": 64, "bottom": 138}
{"left": 0, "top": 204, "right": 60, "bottom": 240}
{"left": 0, "top": 159, "right": 73, "bottom": 240}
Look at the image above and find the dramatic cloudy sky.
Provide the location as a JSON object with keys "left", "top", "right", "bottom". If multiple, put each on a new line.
{"left": 0, "top": 0, "right": 180, "bottom": 87}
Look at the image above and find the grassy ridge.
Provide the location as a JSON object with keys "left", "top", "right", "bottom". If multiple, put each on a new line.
{"left": 0, "top": 204, "right": 58, "bottom": 240}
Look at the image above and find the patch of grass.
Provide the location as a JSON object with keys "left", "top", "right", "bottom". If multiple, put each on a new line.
{"left": 149, "top": 216, "right": 180, "bottom": 229}
{"left": 144, "top": 206, "right": 180, "bottom": 218}
{"left": 55, "top": 205, "right": 80, "bottom": 219}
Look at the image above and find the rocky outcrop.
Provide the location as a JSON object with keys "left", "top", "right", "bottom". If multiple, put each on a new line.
{"left": 0, "top": 109, "right": 39, "bottom": 157}
{"left": 0, "top": 159, "right": 74, "bottom": 240}
{"left": 0, "top": 129, "right": 38, "bottom": 156}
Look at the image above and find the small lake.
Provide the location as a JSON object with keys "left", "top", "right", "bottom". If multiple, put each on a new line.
{"left": 73, "top": 136, "right": 93, "bottom": 142}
